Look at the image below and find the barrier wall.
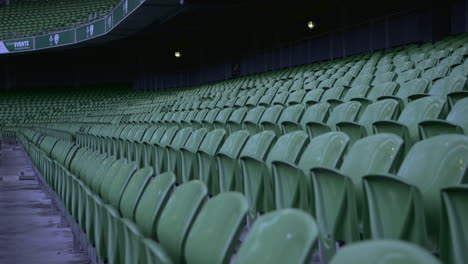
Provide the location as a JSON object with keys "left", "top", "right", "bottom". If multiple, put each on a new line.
{"left": 0, "top": 0, "right": 145, "bottom": 54}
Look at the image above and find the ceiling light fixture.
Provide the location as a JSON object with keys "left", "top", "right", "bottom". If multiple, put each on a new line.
{"left": 175, "top": 51, "right": 181, "bottom": 58}
{"left": 307, "top": 21, "right": 315, "bottom": 29}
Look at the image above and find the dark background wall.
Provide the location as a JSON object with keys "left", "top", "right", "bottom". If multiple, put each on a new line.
{"left": 0, "top": 0, "right": 467, "bottom": 92}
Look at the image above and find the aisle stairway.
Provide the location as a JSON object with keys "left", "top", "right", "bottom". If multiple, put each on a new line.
{"left": 0, "top": 142, "right": 89, "bottom": 264}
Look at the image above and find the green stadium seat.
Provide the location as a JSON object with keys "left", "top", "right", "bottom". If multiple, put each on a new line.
{"left": 227, "top": 107, "right": 248, "bottom": 133}
{"left": 337, "top": 99, "right": 400, "bottom": 144}
{"left": 121, "top": 172, "right": 176, "bottom": 264}
{"left": 157, "top": 181, "right": 208, "bottom": 264}
{"left": 373, "top": 96, "right": 445, "bottom": 152}
{"left": 310, "top": 134, "right": 403, "bottom": 259}
{"left": 184, "top": 192, "right": 248, "bottom": 263}
{"left": 216, "top": 130, "right": 250, "bottom": 193}
{"left": 196, "top": 129, "right": 227, "bottom": 194}
{"left": 419, "top": 97, "right": 468, "bottom": 138}
{"left": 330, "top": 240, "right": 441, "bottom": 264}
{"left": 362, "top": 135, "right": 468, "bottom": 247}
{"left": 233, "top": 209, "right": 319, "bottom": 264}
{"left": 243, "top": 106, "right": 266, "bottom": 135}
{"left": 439, "top": 185, "right": 468, "bottom": 264}
{"left": 307, "top": 101, "right": 361, "bottom": 137}
{"left": 240, "top": 131, "right": 276, "bottom": 218}
{"left": 179, "top": 128, "right": 208, "bottom": 183}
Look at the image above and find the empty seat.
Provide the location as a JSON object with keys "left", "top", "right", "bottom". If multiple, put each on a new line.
{"left": 184, "top": 192, "right": 248, "bottom": 263}
{"left": 439, "top": 185, "right": 468, "bottom": 264}
{"left": 156, "top": 181, "right": 208, "bottom": 264}
{"left": 243, "top": 106, "right": 266, "bottom": 135}
{"left": 330, "top": 240, "right": 441, "bottom": 264}
{"left": 233, "top": 209, "right": 319, "bottom": 264}
{"left": 227, "top": 107, "right": 248, "bottom": 133}
{"left": 374, "top": 96, "right": 445, "bottom": 151}
{"left": 310, "top": 134, "right": 403, "bottom": 257}
{"left": 419, "top": 97, "right": 468, "bottom": 138}
{"left": 216, "top": 130, "right": 250, "bottom": 193}
{"left": 277, "top": 104, "right": 306, "bottom": 134}
{"left": 337, "top": 99, "right": 400, "bottom": 144}
{"left": 307, "top": 101, "right": 361, "bottom": 137}
{"left": 121, "top": 172, "right": 176, "bottom": 263}
{"left": 362, "top": 135, "right": 468, "bottom": 247}
{"left": 272, "top": 132, "right": 349, "bottom": 212}
{"left": 179, "top": 128, "right": 208, "bottom": 183}
{"left": 196, "top": 128, "right": 227, "bottom": 194}
{"left": 240, "top": 131, "right": 277, "bottom": 218}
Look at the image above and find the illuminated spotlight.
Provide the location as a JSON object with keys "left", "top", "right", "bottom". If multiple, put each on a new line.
{"left": 307, "top": 21, "right": 315, "bottom": 29}
{"left": 175, "top": 51, "right": 181, "bottom": 58}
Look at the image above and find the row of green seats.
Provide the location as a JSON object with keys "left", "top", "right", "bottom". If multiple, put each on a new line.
{"left": 21, "top": 129, "right": 461, "bottom": 264}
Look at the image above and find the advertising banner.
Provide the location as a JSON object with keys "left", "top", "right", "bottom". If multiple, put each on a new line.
{"left": 0, "top": 38, "right": 34, "bottom": 53}
{"left": 76, "top": 19, "right": 106, "bottom": 42}
{"left": 35, "top": 30, "right": 75, "bottom": 49}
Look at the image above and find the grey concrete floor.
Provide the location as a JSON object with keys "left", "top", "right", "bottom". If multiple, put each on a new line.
{"left": 0, "top": 142, "right": 89, "bottom": 264}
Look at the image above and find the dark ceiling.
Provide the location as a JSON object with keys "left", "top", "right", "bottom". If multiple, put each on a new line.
{"left": 115, "top": 0, "right": 452, "bottom": 56}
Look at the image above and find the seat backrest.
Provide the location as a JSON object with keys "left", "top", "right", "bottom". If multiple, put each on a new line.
{"left": 446, "top": 97, "right": 468, "bottom": 132}
{"left": 330, "top": 240, "right": 441, "bottom": 264}
{"left": 234, "top": 209, "right": 319, "bottom": 264}
{"left": 203, "top": 108, "right": 221, "bottom": 123}
{"left": 259, "top": 105, "right": 284, "bottom": 125}
{"left": 352, "top": 73, "right": 373, "bottom": 86}
{"left": 101, "top": 160, "right": 137, "bottom": 205}
{"left": 119, "top": 167, "right": 154, "bottom": 220}
{"left": 278, "top": 104, "right": 305, "bottom": 125}
{"left": 140, "top": 126, "right": 160, "bottom": 143}
{"left": 321, "top": 87, "right": 345, "bottom": 101}
{"left": 84, "top": 155, "right": 115, "bottom": 186}
{"left": 217, "top": 130, "right": 250, "bottom": 159}
{"left": 397, "top": 96, "right": 445, "bottom": 138}
{"left": 91, "top": 158, "right": 125, "bottom": 194}
{"left": 181, "top": 128, "right": 207, "bottom": 153}
{"left": 341, "top": 133, "right": 403, "bottom": 197}
{"left": 396, "top": 69, "right": 421, "bottom": 84}
{"left": 134, "top": 172, "right": 176, "bottom": 238}
{"left": 326, "top": 101, "right": 361, "bottom": 128}
{"left": 373, "top": 72, "right": 396, "bottom": 84}
{"left": 214, "top": 108, "right": 233, "bottom": 124}
{"left": 154, "top": 126, "right": 178, "bottom": 146}
{"left": 440, "top": 185, "right": 468, "bottom": 264}
{"left": 168, "top": 127, "right": 193, "bottom": 150}
{"left": 395, "top": 78, "right": 430, "bottom": 98}
{"left": 366, "top": 82, "right": 398, "bottom": 101}
{"left": 243, "top": 106, "right": 266, "bottom": 125}
{"left": 198, "top": 128, "right": 227, "bottom": 156}
{"left": 429, "top": 75, "right": 467, "bottom": 97}
{"left": 358, "top": 99, "right": 399, "bottom": 133}
{"left": 343, "top": 85, "right": 370, "bottom": 101}
{"left": 272, "top": 92, "right": 289, "bottom": 105}
{"left": 286, "top": 90, "right": 306, "bottom": 105}
{"left": 422, "top": 66, "right": 450, "bottom": 82}
{"left": 156, "top": 180, "right": 208, "bottom": 263}
{"left": 298, "top": 132, "right": 349, "bottom": 171}
{"left": 397, "top": 135, "right": 468, "bottom": 240}
{"left": 300, "top": 102, "right": 330, "bottom": 126}
{"left": 184, "top": 192, "right": 248, "bottom": 264}
{"left": 302, "top": 88, "right": 324, "bottom": 105}
{"left": 240, "top": 131, "right": 277, "bottom": 161}
{"left": 266, "top": 131, "right": 309, "bottom": 167}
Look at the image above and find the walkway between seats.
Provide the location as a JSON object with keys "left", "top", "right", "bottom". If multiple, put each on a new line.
{"left": 0, "top": 141, "right": 89, "bottom": 264}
